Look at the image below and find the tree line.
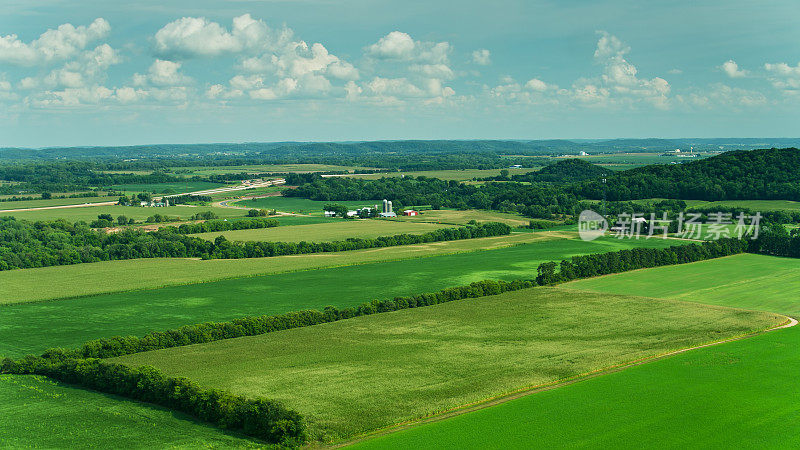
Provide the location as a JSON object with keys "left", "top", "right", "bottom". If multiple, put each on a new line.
{"left": 283, "top": 148, "right": 800, "bottom": 218}
{"left": 1, "top": 357, "right": 304, "bottom": 445}
{"left": 36, "top": 238, "right": 748, "bottom": 362}
{"left": 575, "top": 148, "right": 800, "bottom": 201}
{"left": 0, "top": 236, "right": 780, "bottom": 446}
{"left": 166, "top": 217, "right": 279, "bottom": 234}
{"left": 0, "top": 217, "right": 510, "bottom": 271}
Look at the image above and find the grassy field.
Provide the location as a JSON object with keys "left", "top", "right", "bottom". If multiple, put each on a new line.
{"left": 389, "top": 209, "right": 533, "bottom": 227}
{"left": 237, "top": 196, "right": 375, "bottom": 215}
{"left": 111, "top": 181, "right": 227, "bottom": 194}
{"left": 193, "top": 219, "right": 452, "bottom": 242}
{"left": 0, "top": 375, "right": 259, "bottom": 448}
{"left": 0, "top": 196, "right": 119, "bottom": 210}
{"left": 357, "top": 253, "right": 800, "bottom": 448}
{"left": 0, "top": 232, "right": 553, "bottom": 305}
{"left": 564, "top": 253, "right": 800, "bottom": 313}
{"left": 0, "top": 234, "right": 688, "bottom": 356}
{"left": 170, "top": 164, "right": 378, "bottom": 176}
{"left": 112, "top": 287, "right": 780, "bottom": 442}
{"left": 554, "top": 152, "right": 713, "bottom": 168}
{"left": 687, "top": 199, "right": 800, "bottom": 212}
{"left": 0, "top": 204, "right": 247, "bottom": 222}
{"left": 341, "top": 167, "right": 539, "bottom": 181}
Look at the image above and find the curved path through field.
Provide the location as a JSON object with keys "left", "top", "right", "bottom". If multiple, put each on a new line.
{"left": 337, "top": 313, "right": 797, "bottom": 448}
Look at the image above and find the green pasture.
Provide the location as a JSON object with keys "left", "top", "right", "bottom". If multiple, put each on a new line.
{"left": 0, "top": 375, "right": 258, "bottom": 448}
{"left": 0, "top": 232, "right": 554, "bottom": 304}
{"left": 193, "top": 220, "right": 452, "bottom": 242}
{"left": 687, "top": 199, "right": 800, "bottom": 212}
{"left": 169, "top": 164, "right": 377, "bottom": 176}
{"left": 0, "top": 196, "right": 118, "bottom": 210}
{"left": 111, "top": 181, "right": 227, "bottom": 194}
{"left": 357, "top": 253, "right": 800, "bottom": 448}
{"left": 390, "top": 208, "right": 533, "bottom": 227}
{"left": 0, "top": 204, "right": 246, "bottom": 222}
{"left": 342, "top": 167, "right": 539, "bottom": 181}
{"left": 113, "top": 287, "right": 779, "bottom": 442}
{"left": 0, "top": 234, "right": 686, "bottom": 357}
{"left": 555, "top": 152, "right": 713, "bottom": 167}
{"left": 237, "top": 196, "right": 376, "bottom": 215}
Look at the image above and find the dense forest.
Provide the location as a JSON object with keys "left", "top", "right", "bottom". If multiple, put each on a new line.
{"left": 285, "top": 148, "right": 800, "bottom": 214}
{"left": 576, "top": 148, "right": 800, "bottom": 201}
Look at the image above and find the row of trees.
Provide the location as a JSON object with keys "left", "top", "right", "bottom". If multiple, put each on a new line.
{"left": 4, "top": 236, "right": 781, "bottom": 445}
{"left": 166, "top": 217, "right": 279, "bottom": 234}
{"left": 0, "top": 217, "right": 509, "bottom": 271}
{"left": 1, "top": 357, "right": 304, "bottom": 445}
{"left": 40, "top": 238, "right": 747, "bottom": 362}
{"left": 536, "top": 238, "right": 749, "bottom": 285}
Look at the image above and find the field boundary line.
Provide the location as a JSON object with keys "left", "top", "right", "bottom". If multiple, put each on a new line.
{"left": 334, "top": 314, "right": 796, "bottom": 448}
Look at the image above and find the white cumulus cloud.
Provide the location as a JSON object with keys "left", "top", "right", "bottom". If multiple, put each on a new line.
{"left": 0, "top": 18, "right": 110, "bottom": 66}
{"left": 472, "top": 49, "right": 491, "bottom": 65}
{"left": 721, "top": 60, "right": 747, "bottom": 78}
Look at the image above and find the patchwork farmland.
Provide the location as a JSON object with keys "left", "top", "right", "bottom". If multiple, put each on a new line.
{"left": 2, "top": 140, "right": 800, "bottom": 448}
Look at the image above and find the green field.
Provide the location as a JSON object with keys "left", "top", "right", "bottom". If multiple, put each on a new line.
{"left": 687, "top": 199, "right": 800, "bottom": 212}
{"left": 170, "top": 164, "right": 379, "bottom": 176}
{"left": 0, "top": 204, "right": 247, "bottom": 222}
{"left": 237, "top": 196, "right": 376, "bottom": 215}
{"left": 193, "top": 219, "right": 452, "bottom": 242}
{"left": 112, "top": 181, "right": 227, "bottom": 194}
{"left": 390, "top": 209, "right": 534, "bottom": 227}
{"left": 342, "top": 167, "right": 539, "bottom": 181}
{"left": 0, "top": 196, "right": 119, "bottom": 210}
{"left": 0, "top": 234, "right": 687, "bottom": 356}
{"left": 555, "top": 152, "right": 713, "bottom": 168}
{"left": 0, "top": 232, "right": 553, "bottom": 304}
{"left": 0, "top": 375, "right": 258, "bottom": 448}
{"left": 357, "top": 253, "right": 800, "bottom": 448}
{"left": 112, "top": 287, "right": 780, "bottom": 442}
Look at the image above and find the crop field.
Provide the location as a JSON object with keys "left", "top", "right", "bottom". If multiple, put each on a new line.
{"left": 389, "top": 209, "right": 534, "bottom": 227}
{"left": 0, "top": 374, "right": 258, "bottom": 448}
{"left": 341, "top": 167, "right": 540, "bottom": 181}
{"left": 0, "top": 234, "right": 688, "bottom": 356}
{"left": 555, "top": 152, "right": 713, "bottom": 168}
{"left": 237, "top": 196, "right": 378, "bottom": 214}
{"left": 112, "top": 287, "right": 780, "bottom": 442}
{"left": 193, "top": 219, "right": 452, "bottom": 242}
{"left": 357, "top": 253, "right": 800, "bottom": 448}
{"left": 111, "top": 181, "right": 227, "bottom": 194}
{"left": 687, "top": 199, "right": 800, "bottom": 211}
{"left": 169, "top": 164, "right": 379, "bottom": 176}
{"left": 0, "top": 195, "right": 119, "bottom": 210}
{"left": 0, "top": 232, "right": 555, "bottom": 304}
{"left": 0, "top": 204, "right": 247, "bottom": 222}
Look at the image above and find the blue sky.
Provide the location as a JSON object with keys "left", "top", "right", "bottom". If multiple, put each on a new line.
{"left": 1, "top": 0, "right": 798, "bottom": 147}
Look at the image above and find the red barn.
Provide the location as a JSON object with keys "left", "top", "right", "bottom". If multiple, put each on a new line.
{"left": 403, "top": 210, "right": 419, "bottom": 216}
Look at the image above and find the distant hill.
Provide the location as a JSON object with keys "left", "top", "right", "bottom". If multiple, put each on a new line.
{"left": 517, "top": 159, "right": 608, "bottom": 183}
{"left": 575, "top": 148, "right": 800, "bottom": 201}
{"left": 4, "top": 138, "right": 800, "bottom": 162}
